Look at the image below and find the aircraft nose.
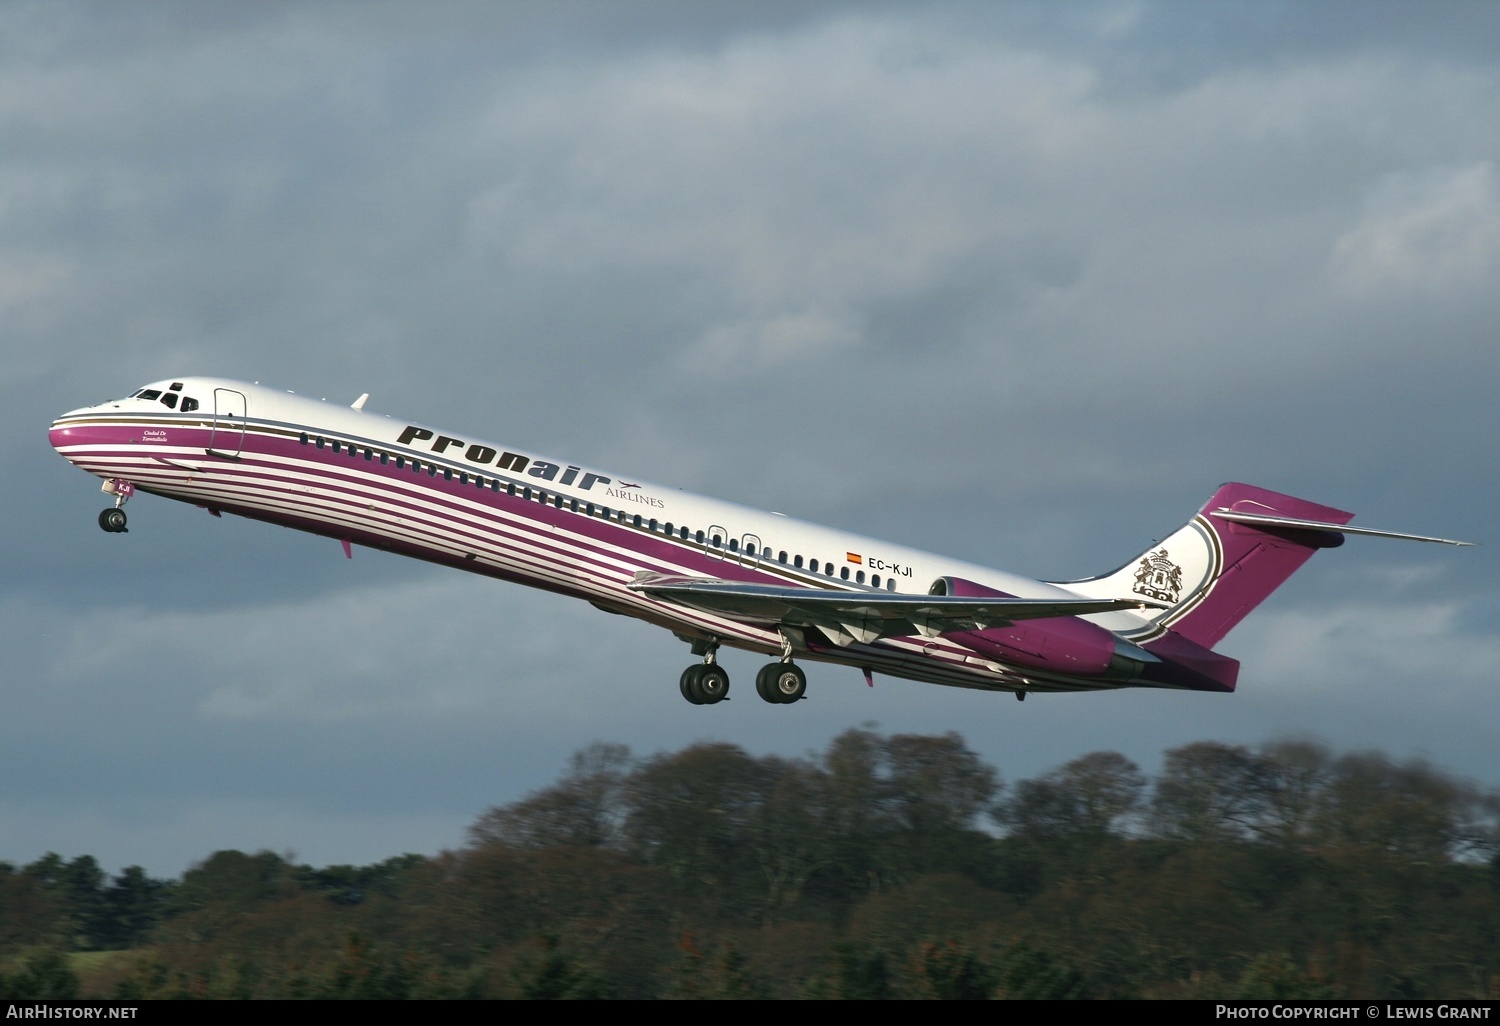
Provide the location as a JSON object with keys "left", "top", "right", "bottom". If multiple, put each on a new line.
{"left": 50, "top": 408, "right": 91, "bottom": 455}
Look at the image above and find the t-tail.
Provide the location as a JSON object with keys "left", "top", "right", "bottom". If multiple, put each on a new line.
{"left": 1069, "top": 482, "right": 1471, "bottom": 693}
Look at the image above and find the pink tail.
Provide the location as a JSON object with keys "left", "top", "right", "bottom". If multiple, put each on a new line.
{"left": 1069, "top": 483, "right": 1353, "bottom": 650}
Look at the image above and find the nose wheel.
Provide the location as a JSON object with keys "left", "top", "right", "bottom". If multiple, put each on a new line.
{"left": 98, "top": 479, "right": 134, "bottom": 532}
{"left": 98, "top": 507, "right": 128, "bottom": 533}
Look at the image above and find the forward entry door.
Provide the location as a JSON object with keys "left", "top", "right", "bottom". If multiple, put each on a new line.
{"left": 208, "top": 388, "right": 247, "bottom": 459}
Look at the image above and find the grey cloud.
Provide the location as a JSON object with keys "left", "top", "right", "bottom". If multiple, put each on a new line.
{"left": 5, "top": 1, "right": 1496, "bottom": 874}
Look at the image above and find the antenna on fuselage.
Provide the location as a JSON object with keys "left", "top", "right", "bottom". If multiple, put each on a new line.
{"left": 351, "top": 393, "right": 369, "bottom": 411}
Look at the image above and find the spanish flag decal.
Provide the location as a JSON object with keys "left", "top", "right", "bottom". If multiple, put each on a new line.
{"left": 846, "top": 552, "right": 863, "bottom": 564}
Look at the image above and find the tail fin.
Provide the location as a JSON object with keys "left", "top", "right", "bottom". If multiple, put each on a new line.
{"left": 1071, "top": 483, "right": 1352, "bottom": 649}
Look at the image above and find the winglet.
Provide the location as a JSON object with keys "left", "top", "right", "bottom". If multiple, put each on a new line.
{"left": 351, "top": 393, "right": 369, "bottom": 411}
{"left": 340, "top": 538, "right": 352, "bottom": 559}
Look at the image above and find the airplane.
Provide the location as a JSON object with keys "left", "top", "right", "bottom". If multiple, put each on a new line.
{"left": 49, "top": 377, "right": 1472, "bottom": 706}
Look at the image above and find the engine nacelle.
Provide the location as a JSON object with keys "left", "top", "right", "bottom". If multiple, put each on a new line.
{"left": 928, "top": 576, "right": 1150, "bottom": 680}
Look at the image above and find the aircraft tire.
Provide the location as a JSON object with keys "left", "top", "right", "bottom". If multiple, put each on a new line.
{"left": 98, "top": 508, "right": 127, "bottom": 533}
{"left": 680, "top": 665, "right": 707, "bottom": 705}
{"left": 755, "top": 663, "right": 777, "bottom": 703}
{"left": 771, "top": 664, "right": 806, "bottom": 703}
{"left": 697, "top": 665, "right": 729, "bottom": 704}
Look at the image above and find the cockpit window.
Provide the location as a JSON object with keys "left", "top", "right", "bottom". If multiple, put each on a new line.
{"left": 137, "top": 389, "right": 162, "bottom": 401}
{"left": 181, "top": 397, "right": 199, "bottom": 412}
{"left": 160, "top": 393, "right": 178, "bottom": 409}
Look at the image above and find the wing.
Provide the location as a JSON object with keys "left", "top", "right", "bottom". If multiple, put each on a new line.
{"left": 627, "top": 573, "right": 1162, "bottom": 647}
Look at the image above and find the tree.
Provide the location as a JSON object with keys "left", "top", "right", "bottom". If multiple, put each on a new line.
{"left": 1322, "top": 751, "right": 1487, "bottom": 862}
{"left": 1149, "top": 742, "right": 1273, "bottom": 844}
{"left": 1255, "top": 739, "right": 1334, "bottom": 849}
{"left": 470, "top": 742, "right": 633, "bottom": 851}
{"left": 1001, "top": 751, "right": 1145, "bottom": 842}
{"left": 622, "top": 742, "right": 770, "bottom": 911}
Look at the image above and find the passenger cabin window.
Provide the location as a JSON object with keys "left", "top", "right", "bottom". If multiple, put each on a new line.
{"left": 841, "top": 567, "right": 849, "bottom": 580}
{"left": 856, "top": 570, "right": 865, "bottom": 584}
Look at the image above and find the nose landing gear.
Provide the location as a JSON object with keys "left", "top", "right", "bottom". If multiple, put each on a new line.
{"left": 98, "top": 479, "right": 135, "bottom": 533}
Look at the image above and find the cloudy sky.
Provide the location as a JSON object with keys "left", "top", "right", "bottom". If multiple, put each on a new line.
{"left": 4, "top": 0, "right": 1496, "bottom": 876}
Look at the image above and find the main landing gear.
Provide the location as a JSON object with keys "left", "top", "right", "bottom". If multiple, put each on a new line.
{"left": 755, "top": 662, "right": 806, "bottom": 704}
{"left": 678, "top": 634, "right": 809, "bottom": 706}
{"left": 680, "top": 662, "right": 729, "bottom": 705}
{"left": 680, "top": 640, "right": 730, "bottom": 705}
{"left": 98, "top": 479, "right": 135, "bottom": 533}
{"left": 756, "top": 629, "right": 806, "bottom": 704}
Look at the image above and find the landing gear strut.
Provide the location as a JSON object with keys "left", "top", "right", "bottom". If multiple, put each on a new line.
{"left": 755, "top": 630, "right": 806, "bottom": 704}
{"left": 98, "top": 479, "right": 134, "bottom": 533}
{"left": 679, "top": 639, "right": 729, "bottom": 705}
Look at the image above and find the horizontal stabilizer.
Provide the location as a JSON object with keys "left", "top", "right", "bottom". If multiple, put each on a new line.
{"left": 1210, "top": 509, "right": 1473, "bottom": 546}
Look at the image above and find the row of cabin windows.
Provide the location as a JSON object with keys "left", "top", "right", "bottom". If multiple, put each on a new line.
{"left": 298, "top": 432, "right": 897, "bottom": 591}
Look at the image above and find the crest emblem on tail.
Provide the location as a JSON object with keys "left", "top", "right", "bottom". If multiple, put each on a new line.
{"left": 1132, "top": 549, "right": 1184, "bottom": 604}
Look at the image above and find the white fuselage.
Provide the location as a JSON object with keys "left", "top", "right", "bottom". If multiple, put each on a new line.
{"left": 51, "top": 377, "right": 1158, "bottom": 695}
